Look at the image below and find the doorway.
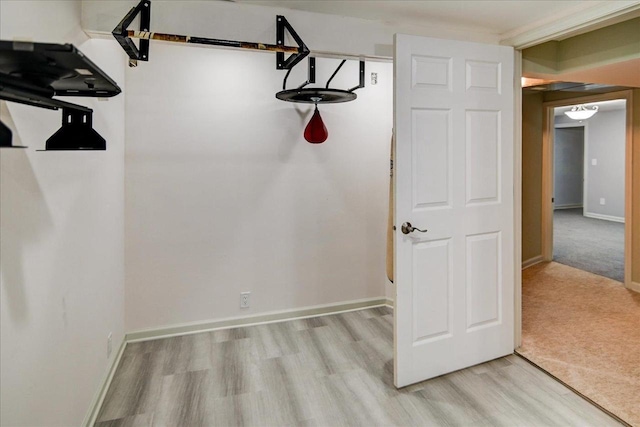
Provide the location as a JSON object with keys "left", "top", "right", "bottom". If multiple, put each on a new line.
{"left": 541, "top": 91, "right": 633, "bottom": 287}
{"left": 518, "top": 89, "right": 639, "bottom": 425}
{"left": 551, "top": 102, "right": 626, "bottom": 283}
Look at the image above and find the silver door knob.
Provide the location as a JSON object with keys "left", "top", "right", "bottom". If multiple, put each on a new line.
{"left": 401, "top": 222, "right": 428, "bottom": 235}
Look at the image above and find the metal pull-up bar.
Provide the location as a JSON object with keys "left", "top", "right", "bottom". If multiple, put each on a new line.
{"left": 125, "top": 30, "right": 301, "bottom": 54}
{"left": 112, "top": 0, "right": 309, "bottom": 69}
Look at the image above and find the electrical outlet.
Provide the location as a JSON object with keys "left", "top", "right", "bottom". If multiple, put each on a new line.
{"left": 371, "top": 72, "right": 378, "bottom": 85}
{"left": 107, "top": 333, "right": 113, "bottom": 359}
{"left": 592, "top": 158, "right": 597, "bottom": 166}
{"left": 240, "top": 292, "right": 251, "bottom": 308}
{"left": 600, "top": 198, "right": 606, "bottom": 205}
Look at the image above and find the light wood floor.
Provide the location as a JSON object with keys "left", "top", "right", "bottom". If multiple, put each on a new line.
{"left": 96, "top": 307, "right": 620, "bottom": 426}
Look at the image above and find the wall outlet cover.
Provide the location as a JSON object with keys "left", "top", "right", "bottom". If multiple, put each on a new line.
{"left": 592, "top": 159, "right": 597, "bottom": 166}
{"left": 600, "top": 198, "right": 605, "bottom": 205}
{"left": 240, "top": 292, "right": 250, "bottom": 308}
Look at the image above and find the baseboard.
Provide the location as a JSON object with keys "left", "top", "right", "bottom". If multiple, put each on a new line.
{"left": 82, "top": 338, "right": 127, "bottom": 427}
{"left": 522, "top": 255, "right": 544, "bottom": 270}
{"left": 627, "top": 281, "right": 640, "bottom": 293}
{"left": 385, "top": 297, "right": 394, "bottom": 308}
{"left": 126, "top": 297, "right": 388, "bottom": 342}
{"left": 584, "top": 212, "right": 625, "bottom": 223}
{"left": 554, "top": 204, "right": 583, "bottom": 210}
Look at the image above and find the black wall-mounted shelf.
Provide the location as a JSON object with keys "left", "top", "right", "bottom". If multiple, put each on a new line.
{"left": 0, "top": 41, "right": 121, "bottom": 150}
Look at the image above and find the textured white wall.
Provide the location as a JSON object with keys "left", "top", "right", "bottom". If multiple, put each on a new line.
{"left": 555, "top": 107, "right": 626, "bottom": 219}
{"left": 0, "top": 2, "right": 126, "bottom": 425}
{"left": 124, "top": 41, "right": 393, "bottom": 331}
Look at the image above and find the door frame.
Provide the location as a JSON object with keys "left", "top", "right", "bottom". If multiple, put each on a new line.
{"left": 541, "top": 90, "right": 634, "bottom": 287}
{"left": 553, "top": 122, "right": 588, "bottom": 213}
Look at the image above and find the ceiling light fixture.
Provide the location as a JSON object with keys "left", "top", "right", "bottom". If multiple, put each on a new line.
{"left": 565, "top": 104, "right": 598, "bottom": 120}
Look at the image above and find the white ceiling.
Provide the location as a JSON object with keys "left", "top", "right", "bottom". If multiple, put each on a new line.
{"left": 232, "top": 0, "right": 620, "bottom": 41}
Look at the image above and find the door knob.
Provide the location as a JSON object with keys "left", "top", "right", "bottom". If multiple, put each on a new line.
{"left": 401, "top": 222, "right": 428, "bottom": 235}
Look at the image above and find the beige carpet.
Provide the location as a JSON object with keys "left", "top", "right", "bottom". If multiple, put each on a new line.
{"left": 520, "top": 262, "right": 640, "bottom": 426}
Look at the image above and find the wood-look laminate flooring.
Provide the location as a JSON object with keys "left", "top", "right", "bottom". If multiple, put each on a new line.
{"left": 96, "top": 307, "right": 620, "bottom": 426}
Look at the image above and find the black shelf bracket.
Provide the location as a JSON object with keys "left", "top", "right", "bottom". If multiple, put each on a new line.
{"left": 45, "top": 108, "right": 105, "bottom": 150}
{"left": 112, "top": 0, "right": 151, "bottom": 67}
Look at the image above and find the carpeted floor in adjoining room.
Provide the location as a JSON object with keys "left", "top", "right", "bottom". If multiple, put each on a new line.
{"left": 553, "top": 208, "right": 624, "bottom": 282}
{"left": 519, "top": 261, "right": 640, "bottom": 425}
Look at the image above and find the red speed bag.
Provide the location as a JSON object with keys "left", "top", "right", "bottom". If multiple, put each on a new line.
{"left": 304, "top": 106, "right": 328, "bottom": 144}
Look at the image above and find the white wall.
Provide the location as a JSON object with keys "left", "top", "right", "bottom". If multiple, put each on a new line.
{"left": 555, "top": 107, "right": 626, "bottom": 219}
{"left": 124, "top": 40, "right": 393, "bottom": 331}
{"left": 0, "top": 2, "right": 126, "bottom": 426}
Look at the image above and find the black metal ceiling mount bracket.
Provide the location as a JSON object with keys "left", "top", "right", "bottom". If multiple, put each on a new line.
{"left": 275, "top": 57, "right": 363, "bottom": 105}
{"left": 112, "top": 0, "right": 151, "bottom": 67}
{"left": 348, "top": 61, "right": 366, "bottom": 92}
{"left": 282, "top": 57, "right": 316, "bottom": 91}
{"left": 326, "top": 60, "right": 365, "bottom": 92}
{"left": 112, "top": 1, "right": 308, "bottom": 70}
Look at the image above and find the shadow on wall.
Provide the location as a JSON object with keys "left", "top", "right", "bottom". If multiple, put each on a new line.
{"left": 0, "top": 105, "right": 53, "bottom": 325}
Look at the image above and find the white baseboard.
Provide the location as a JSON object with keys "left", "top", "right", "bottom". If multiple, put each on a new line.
{"left": 628, "top": 281, "right": 640, "bottom": 293}
{"left": 522, "top": 255, "right": 544, "bottom": 270}
{"left": 554, "top": 204, "right": 583, "bottom": 210}
{"left": 82, "top": 339, "right": 127, "bottom": 427}
{"left": 126, "top": 297, "right": 388, "bottom": 342}
{"left": 584, "top": 212, "right": 625, "bottom": 223}
{"left": 385, "top": 298, "right": 394, "bottom": 308}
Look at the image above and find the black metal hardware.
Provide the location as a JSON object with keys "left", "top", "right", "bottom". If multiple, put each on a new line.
{"left": 325, "top": 60, "right": 364, "bottom": 92}
{"left": 283, "top": 57, "right": 316, "bottom": 91}
{"left": 112, "top": 1, "right": 309, "bottom": 70}
{"left": 276, "top": 58, "right": 365, "bottom": 105}
{"left": 112, "top": 0, "right": 151, "bottom": 67}
{"left": 276, "top": 15, "right": 309, "bottom": 70}
{"left": 401, "top": 222, "right": 428, "bottom": 235}
{"left": 326, "top": 60, "right": 346, "bottom": 89}
{"left": 349, "top": 61, "right": 366, "bottom": 92}
{"left": 0, "top": 40, "right": 121, "bottom": 150}
{"left": 297, "top": 57, "right": 316, "bottom": 89}
{"left": 45, "top": 108, "right": 105, "bottom": 150}
{"left": 0, "top": 120, "right": 26, "bottom": 148}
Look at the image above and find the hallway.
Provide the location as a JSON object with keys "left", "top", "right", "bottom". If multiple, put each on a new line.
{"left": 553, "top": 208, "right": 624, "bottom": 282}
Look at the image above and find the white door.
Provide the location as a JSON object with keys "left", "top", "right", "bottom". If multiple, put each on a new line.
{"left": 394, "top": 34, "right": 515, "bottom": 387}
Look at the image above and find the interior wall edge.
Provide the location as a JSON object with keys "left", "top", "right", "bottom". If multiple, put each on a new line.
{"left": 125, "top": 296, "right": 388, "bottom": 343}
{"left": 82, "top": 338, "right": 128, "bottom": 427}
{"left": 502, "top": 2, "right": 640, "bottom": 49}
{"left": 522, "top": 255, "right": 544, "bottom": 270}
{"left": 631, "top": 89, "right": 639, "bottom": 284}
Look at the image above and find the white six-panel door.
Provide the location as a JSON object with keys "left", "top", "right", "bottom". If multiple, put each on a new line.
{"left": 394, "top": 34, "right": 515, "bottom": 387}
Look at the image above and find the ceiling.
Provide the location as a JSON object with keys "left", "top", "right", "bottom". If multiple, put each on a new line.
{"left": 232, "top": 1, "right": 623, "bottom": 41}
